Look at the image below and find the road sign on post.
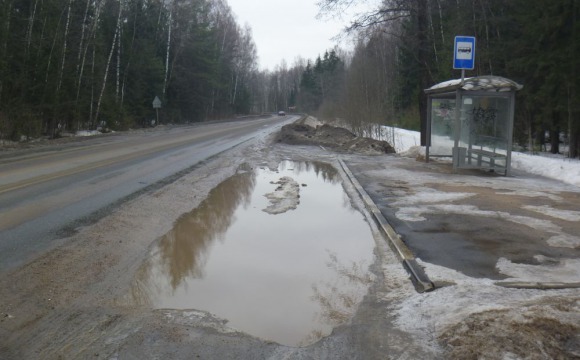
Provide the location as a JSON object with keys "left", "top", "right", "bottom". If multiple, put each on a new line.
{"left": 152, "top": 96, "right": 161, "bottom": 125}
{"left": 152, "top": 96, "right": 162, "bottom": 109}
{"left": 453, "top": 36, "right": 476, "bottom": 70}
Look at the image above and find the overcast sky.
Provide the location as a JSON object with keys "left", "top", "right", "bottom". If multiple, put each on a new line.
{"left": 226, "top": 0, "right": 380, "bottom": 71}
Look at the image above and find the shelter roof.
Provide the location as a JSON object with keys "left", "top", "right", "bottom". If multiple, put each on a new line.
{"left": 425, "top": 75, "right": 523, "bottom": 94}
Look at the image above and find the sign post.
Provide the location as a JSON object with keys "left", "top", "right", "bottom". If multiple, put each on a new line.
{"left": 152, "top": 96, "right": 162, "bottom": 125}
{"left": 453, "top": 36, "right": 476, "bottom": 84}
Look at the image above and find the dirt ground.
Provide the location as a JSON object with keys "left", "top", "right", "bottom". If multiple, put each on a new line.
{"left": 276, "top": 116, "right": 395, "bottom": 155}
{"left": 1, "top": 117, "right": 579, "bottom": 359}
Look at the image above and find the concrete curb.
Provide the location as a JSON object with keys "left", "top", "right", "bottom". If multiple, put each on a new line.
{"left": 339, "top": 159, "right": 435, "bottom": 293}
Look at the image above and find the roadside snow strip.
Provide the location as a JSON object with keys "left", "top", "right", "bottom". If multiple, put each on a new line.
{"left": 384, "top": 126, "right": 580, "bottom": 188}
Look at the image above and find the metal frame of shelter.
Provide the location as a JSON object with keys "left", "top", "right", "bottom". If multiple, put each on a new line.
{"left": 424, "top": 76, "right": 523, "bottom": 176}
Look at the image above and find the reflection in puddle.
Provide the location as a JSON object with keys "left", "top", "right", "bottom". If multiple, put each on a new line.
{"left": 132, "top": 161, "right": 376, "bottom": 346}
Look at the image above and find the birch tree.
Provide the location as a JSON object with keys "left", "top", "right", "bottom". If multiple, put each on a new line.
{"left": 94, "top": 0, "right": 122, "bottom": 124}
{"left": 56, "top": 0, "right": 72, "bottom": 93}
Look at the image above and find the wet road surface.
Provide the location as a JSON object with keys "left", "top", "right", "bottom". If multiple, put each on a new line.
{"left": 0, "top": 116, "right": 295, "bottom": 271}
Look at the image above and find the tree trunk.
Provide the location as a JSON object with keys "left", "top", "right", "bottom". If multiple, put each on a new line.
{"left": 77, "top": 1, "right": 103, "bottom": 103}
{"left": 428, "top": 0, "right": 438, "bottom": 65}
{"left": 163, "top": 11, "right": 172, "bottom": 96}
{"left": 535, "top": 127, "right": 546, "bottom": 152}
{"left": 120, "top": 11, "right": 138, "bottom": 107}
{"left": 570, "top": 126, "right": 579, "bottom": 159}
{"left": 436, "top": 0, "right": 445, "bottom": 45}
{"left": 95, "top": 0, "right": 122, "bottom": 125}
{"left": 44, "top": 10, "right": 65, "bottom": 86}
{"left": 115, "top": 15, "right": 121, "bottom": 103}
{"left": 1, "top": 0, "right": 14, "bottom": 103}
{"left": 76, "top": 0, "right": 92, "bottom": 84}
{"left": 417, "top": 0, "right": 431, "bottom": 146}
{"left": 570, "top": 0, "right": 579, "bottom": 158}
{"left": 550, "top": 113, "right": 560, "bottom": 154}
{"left": 25, "top": 0, "right": 40, "bottom": 57}
{"left": 57, "top": 0, "right": 73, "bottom": 93}
{"left": 527, "top": 108, "right": 533, "bottom": 153}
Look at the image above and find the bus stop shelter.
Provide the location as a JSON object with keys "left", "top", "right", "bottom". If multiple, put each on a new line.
{"left": 424, "top": 76, "right": 523, "bottom": 176}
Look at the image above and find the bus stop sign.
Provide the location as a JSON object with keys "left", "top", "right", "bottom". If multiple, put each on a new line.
{"left": 453, "top": 36, "right": 475, "bottom": 70}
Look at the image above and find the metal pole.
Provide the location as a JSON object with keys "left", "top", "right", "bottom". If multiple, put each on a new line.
{"left": 461, "top": 69, "right": 465, "bottom": 85}
{"left": 453, "top": 90, "right": 462, "bottom": 173}
{"left": 426, "top": 95, "right": 432, "bottom": 163}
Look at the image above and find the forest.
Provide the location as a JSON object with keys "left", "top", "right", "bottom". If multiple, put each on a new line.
{"left": 0, "top": 0, "right": 261, "bottom": 138}
{"left": 1, "top": 0, "right": 579, "bottom": 158}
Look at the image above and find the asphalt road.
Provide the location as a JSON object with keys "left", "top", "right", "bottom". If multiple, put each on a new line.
{"left": 0, "top": 115, "right": 296, "bottom": 271}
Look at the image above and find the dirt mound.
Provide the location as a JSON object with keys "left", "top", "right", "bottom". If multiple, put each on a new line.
{"left": 439, "top": 298, "right": 580, "bottom": 359}
{"left": 277, "top": 123, "right": 395, "bottom": 155}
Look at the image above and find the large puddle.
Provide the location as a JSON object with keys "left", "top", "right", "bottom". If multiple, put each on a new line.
{"left": 131, "top": 161, "right": 376, "bottom": 346}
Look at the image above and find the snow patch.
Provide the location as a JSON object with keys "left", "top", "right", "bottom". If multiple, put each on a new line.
{"left": 522, "top": 205, "right": 580, "bottom": 222}
{"left": 503, "top": 189, "right": 564, "bottom": 201}
{"left": 396, "top": 204, "right": 498, "bottom": 222}
{"left": 303, "top": 116, "right": 323, "bottom": 128}
{"left": 398, "top": 145, "right": 425, "bottom": 158}
{"left": 547, "top": 234, "right": 580, "bottom": 248}
{"left": 496, "top": 257, "right": 580, "bottom": 283}
{"left": 392, "top": 259, "right": 580, "bottom": 347}
{"left": 262, "top": 176, "right": 300, "bottom": 215}
{"left": 382, "top": 126, "right": 580, "bottom": 188}
{"left": 391, "top": 190, "right": 475, "bottom": 207}
{"left": 396, "top": 204, "right": 564, "bottom": 236}
{"left": 75, "top": 130, "right": 102, "bottom": 137}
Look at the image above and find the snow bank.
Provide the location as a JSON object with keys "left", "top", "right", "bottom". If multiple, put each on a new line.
{"left": 75, "top": 130, "right": 102, "bottom": 137}
{"left": 383, "top": 126, "right": 580, "bottom": 188}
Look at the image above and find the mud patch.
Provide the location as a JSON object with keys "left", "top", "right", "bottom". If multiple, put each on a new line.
{"left": 439, "top": 298, "right": 580, "bottom": 359}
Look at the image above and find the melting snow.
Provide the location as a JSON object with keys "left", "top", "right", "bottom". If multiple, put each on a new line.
{"left": 262, "top": 176, "right": 301, "bottom": 215}
{"left": 384, "top": 126, "right": 580, "bottom": 188}
{"left": 496, "top": 256, "right": 580, "bottom": 283}
{"left": 522, "top": 205, "right": 580, "bottom": 221}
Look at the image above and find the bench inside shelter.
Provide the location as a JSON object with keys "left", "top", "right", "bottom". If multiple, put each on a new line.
{"left": 467, "top": 135, "right": 507, "bottom": 172}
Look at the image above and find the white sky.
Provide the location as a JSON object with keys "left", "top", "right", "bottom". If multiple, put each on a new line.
{"left": 226, "top": 0, "right": 380, "bottom": 71}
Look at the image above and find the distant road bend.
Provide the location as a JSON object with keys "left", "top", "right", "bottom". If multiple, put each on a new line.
{"left": 0, "top": 115, "right": 296, "bottom": 271}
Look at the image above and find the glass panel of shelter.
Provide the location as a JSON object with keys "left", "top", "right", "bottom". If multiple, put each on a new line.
{"left": 428, "top": 93, "right": 512, "bottom": 174}
{"left": 457, "top": 95, "right": 510, "bottom": 172}
{"left": 429, "top": 95, "right": 456, "bottom": 158}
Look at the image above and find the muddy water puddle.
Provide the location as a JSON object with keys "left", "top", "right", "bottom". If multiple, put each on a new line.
{"left": 132, "top": 161, "right": 376, "bottom": 346}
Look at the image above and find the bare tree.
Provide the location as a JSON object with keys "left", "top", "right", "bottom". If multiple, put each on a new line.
{"left": 95, "top": 0, "right": 122, "bottom": 125}
{"left": 162, "top": 7, "right": 172, "bottom": 96}
{"left": 56, "top": 0, "right": 73, "bottom": 93}
{"left": 318, "top": 0, "right": 432, "bottom": 144}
